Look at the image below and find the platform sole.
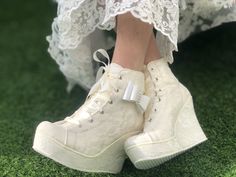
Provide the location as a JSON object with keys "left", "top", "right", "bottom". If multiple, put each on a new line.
{"left": 125, "top": 136, "right": 207, "bottom": 169}
{"left": 125, "top": 96, "right": 208, "bottom": 169}
{"left": 33, "top": 129, "right": 139, "bottom": 174}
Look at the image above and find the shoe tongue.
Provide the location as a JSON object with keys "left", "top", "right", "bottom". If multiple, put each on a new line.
{"left": 99, "top": 63, "right": 123, "bottom": 92}
{"left": 109, "top": 63, "right": 124, "bottom": 74}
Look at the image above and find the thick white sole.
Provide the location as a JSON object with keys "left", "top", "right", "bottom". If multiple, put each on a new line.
{"left": 125, "top": 96, "right": 208, "bottom": 169}
{"left": 33, "top": 129, "right": 139, "bottom": 174}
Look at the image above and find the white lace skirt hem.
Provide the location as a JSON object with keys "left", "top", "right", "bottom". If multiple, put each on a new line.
{"left": 47, "top": 0, "right": 236, "bottom": 91}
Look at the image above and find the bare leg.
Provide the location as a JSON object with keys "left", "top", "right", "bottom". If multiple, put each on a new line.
{"left": 112, "top": 12, "right": 153, "bottom": 71}
{"left": 144, "top": 32, "right": 161, "bottom": 65}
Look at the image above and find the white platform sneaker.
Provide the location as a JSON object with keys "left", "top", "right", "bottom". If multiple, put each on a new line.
{"left": 124, "top": 58, "right": 208, "bottom": 169}
{"left": 32, "top": 49, "right": 150, "bottom": 173}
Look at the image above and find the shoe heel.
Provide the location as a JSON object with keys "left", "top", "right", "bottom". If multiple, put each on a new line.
{"left": 125, "top": 96, "right": 207, "bottom": 169}
{"left": 175, "top": 95, "right": 207, "bottom": 148}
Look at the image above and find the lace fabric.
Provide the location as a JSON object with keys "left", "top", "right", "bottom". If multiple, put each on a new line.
{"left": 64, "top": 49, "right": 122, "bottom": 125}
{"left": 47, "top": 0, "right": 236, "bottom": 91}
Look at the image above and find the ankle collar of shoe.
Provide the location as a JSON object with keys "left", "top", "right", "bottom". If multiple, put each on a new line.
{"left": 108, "top": 63, "right": 145, "bottom": 87}
{"left": 146, "top": 58, "right": 168, "bottom": 71}
{"left": 110, "top": 63, "right": 145, "bottom": 76}
{"left": 146, "top": 58, "right": 178, "bottom": 84}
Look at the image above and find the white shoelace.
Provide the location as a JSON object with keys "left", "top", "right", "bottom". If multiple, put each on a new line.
{"left": 65, "top": 49, "right": 121, "bottom": 126}
{"left": 65, "top": 49, "right": 150, "bottom": 126}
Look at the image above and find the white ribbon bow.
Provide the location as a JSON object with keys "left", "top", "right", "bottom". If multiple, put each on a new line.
{"left": 93, "top": 49, "right": 111, "bottom": 82}
{"left": 93, "top": 49, "right": 150, "bottom": 112}
{"left": 123, "top": 81, "right": 150, "bottom": 113}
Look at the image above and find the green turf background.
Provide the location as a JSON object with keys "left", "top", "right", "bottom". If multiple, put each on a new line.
{"left": 0, "top": 0, "right": 236, "bottom": 176}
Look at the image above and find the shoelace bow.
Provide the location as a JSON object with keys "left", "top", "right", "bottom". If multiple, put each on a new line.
{"left": 65, "top": 49, "right": 150, "bottom": 126}
{"left": 65, "top": 49, "right": 117, "bottom": 126}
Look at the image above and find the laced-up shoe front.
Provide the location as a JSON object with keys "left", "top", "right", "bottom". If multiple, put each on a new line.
{"left": 33, "top": 49, "right": 150, "bottom": 174}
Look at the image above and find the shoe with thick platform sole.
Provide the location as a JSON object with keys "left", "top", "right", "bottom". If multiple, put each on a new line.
{"left": 33, "top": 49, "right": 150, "bottom": 173}
{"left": 124, "top": 58, "right": 208, "bottom": 169}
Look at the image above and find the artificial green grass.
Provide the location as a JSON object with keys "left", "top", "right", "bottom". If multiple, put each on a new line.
{"left": 0, "top": 0, "right": 236, "bottom": 176}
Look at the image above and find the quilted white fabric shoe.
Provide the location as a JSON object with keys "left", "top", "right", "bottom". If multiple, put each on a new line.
{"left": 32, "top": 49, "right": 150, "bottom": 174}
{"left": 124, "top": 58, "right": 208, "bottom": 169}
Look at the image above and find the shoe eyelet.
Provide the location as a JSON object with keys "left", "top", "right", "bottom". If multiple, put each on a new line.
{"left": 100, "top": 110, "right": 104, "bottom": 114}
{"left": 109, "top": 100, "right": 113, "bottom": 104}
{"left": 119, "top": 76, "right": 122, "bottom": 80}
{"left": 151, "top": 68, "right": 154, "bottom": 71}
{"left": 155, "top": 91, "right": 158, "bottom": 96}
{"left": 148, "top": 118, "right": 152, "bottom": 122}
{"left": 89, "top": 119, "right": 94, "bottom": 123}
{"left": 115, "top": 88, "right": 119, "bottom": 93}
{"left": 155, "top": 77, "right": 158, "bottom": 81}
{"left": 154, "top": 108, "right": 157, "bottom": 112}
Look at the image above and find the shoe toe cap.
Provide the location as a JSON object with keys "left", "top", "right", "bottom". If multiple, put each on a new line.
{"left": 35, "top": 121, "right": 67, "bottom": 144}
